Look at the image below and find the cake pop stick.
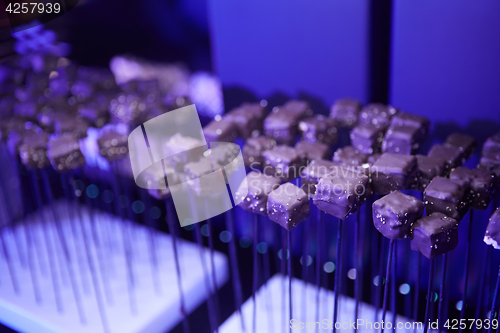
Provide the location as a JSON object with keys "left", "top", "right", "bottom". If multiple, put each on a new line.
{"left": 316, "top": 209, "right": 324, "bottom": 331}
{"left": 29, "top": 170, "right": 64, "bottom": 313}
{"left": 373, "top": 190, "right": 424, "bottom": 328}
{"left": 267, "top": 182, "right": 310, "bottom": 333}
{"left": 61, "top": 174, "right": 91, "bottom": 295}
{"left": 252, "top": 214, "right": 259, "bottom": 333}
{"left": 354, "top": 211, "right": 361, "bottom": 326}
{"left": 391, "top": 242, "right": 397, "bottom": 333}
{"left": 82, "top": 180, "right": 114, "bottom": 306}
{"left": 225, "top": 208, "right": 246, "bottom": 332}
{"left": 165, "top": 197, "right": 190, "bottom": 333}
{"left": 413, "top": 252, "right": 421, "bottom": 324}
{"left": 206, "top": 216, "right": 221, "bottom": 331}
{"left": 333, "top": 218, "right": 343, "bottom": 333}
{"left": 194, "top": 222, "right": 217, "bottom": 333}
{"left": 484, "top": 207, "right": 500, "bottom": 332}
{"left": 381, "top": 239, "right": 395, "bottom": 332}
{"left": 41, "top": 169, "right": 88, "bottom": 323}
{"left": 0, "top": 230, "right": 20, "bottom": 294}
{"left": 301, "top": 215, "right": 310, "bottom": 320}
{"left": 423, "top": 259, "right": 435, "bottom": 333}
{"left": 438, "top": 253, "right": 448, "bottom": 331}
{"left": 139, "top": 189, "right": 161, "bottom": 295}
{"left": 474, "top": 247, "right": 492, "bottom": 333}
{"left": 288, "top": 228, "right": 293, "bottom": 333}
{"left": 259, "top": 214, "right": 274, "bottom": 333}
{"left": 411, "top": 212, "right": 460, "bottom": 333}
{"left": 459, "top": 211, "right": 474, "bottom": 331}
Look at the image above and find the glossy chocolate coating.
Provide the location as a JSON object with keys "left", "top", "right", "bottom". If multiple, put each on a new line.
{"left": 484, "top": 208, "right": 500, "bottom": 249}
{"left": 184, "top": 156, "right": 222, "bottom": 196}
{"left": 445, "top": 133, "right": 476, "bottom": 160}
{"left": 223, "top": 102, "right": 266, "bottom": 139}
{"left": 262, "top": 145, "right": 307, "bottom": 180}
{"left": 390, "top": 112, "right": 430, "bottom": 142}
{"left": 109, "top": 93, "right": 146, "bottom": 125}
{"left": 47, "top": 134, "right": 86, "bottom": 172}
{"left": 236, "top": 171, "right": 281, "bottom": 215}
{"left": 267, "top": 182, "right": 310, "bottom": 230}
{"left": 164, "top": 133, "right": 207, "bottom": 171}
{"left": 359, "top": 103, "right": 397, "bottom": 127}
{"left": 415, "top": 154, "right": 446, "bottom": 191}
{"left": 313, "top": 172, "right": 370, "bottom": 219}
{"left": 450, "top": 167, "right": 495, "bottom": 210}
{"left": 19, "top": 131, "right": 50, "bottom": 169}
{"left": 330, "top": 98, "right": 362, "bottom": 128}
{"left": 295, "top": 141, "right": 330, "bottom": 162}
{"left": 382, "top": 125, "right": 421, "bottom": 155}
{"left": 411, "top": 212, "right": 459, "bottom": 259}
{"left": 480, "top": 146, "right": 500, "bottom": 182}
{"left": 242, "top": 136, "right": 277, "bottom": 169}
{"left": 371, "top": 153, "right": 418, "bottom": 194}
{"left": 203, "top": 119, "right": 238, "bottom": 143}
{"left": 332, "top": 146, "right": 368, "bottom": 167}
{"left": 300, "top": 159, "right": 341, "bottom": 196}
{"left": 263, "top": 103, "right": 307, "bottom": 144}
{"left": 428, "top": 144, "right": 463, "bottom": 174}
{"left": 483, "top": 132, "right": 500, "bottom": 155}
{"left": 424, "top": 176, "right": 470, "bottom": 220}
{"left": 298, "top": 115, "right": 338, "bottom": 145}
{"left": 373, "top": 191, "right": 424, "bottom": 239}
{"left": 97, "top": 131, "right": 129, "bottom": 162}
{"left": 53, "top": 114, "right": 90, "bottom": 139}
{"left": 350, "top": 123, "right": 388, "bottom": 154}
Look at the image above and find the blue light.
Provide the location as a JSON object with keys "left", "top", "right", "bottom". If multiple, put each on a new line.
{"left": 219, "top": 230, "right": 232, "bottom": 243}
{"left": 150, "top": 206, "right": 161, "bottom": 219}
{"left": 132, "top": 200, "right": 145, "bottom": 214}
{"left": 86, "top": 184, "right": 99, "bottom": 199}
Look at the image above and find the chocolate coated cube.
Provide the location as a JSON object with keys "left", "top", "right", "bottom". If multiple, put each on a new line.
{"left": 313, "top": 172, "right": 369, "bottom": 219}
{"left": 295, "top": 141, "right": 330, "bottom": 162}
{"left": 382, "top": 125, "right": 421, "bottom": 155}
{"left": 224, "top": 102, "right": 266, "bottom": 138}
{"left": 450, "top": 167, "right": 495, "bottom": 210}
{"left": 424, "top": 176, "right": 470, "bottom": 220}
{"left": 483, "top": 132, "right": 500, "bottom": 155}
{"left": 373, "top": 191, "right": 424, "bottom": 239}
{"left": 390, "top": 112, "right": 430, "bottom": 142}
{"left": 371, "top": 153, "right": 418, "bottom": 194}
{"left": 300, "top": 159, "right": 340, "bottom": 196}
{"left": 262, "top": 145, "right": 307, "bottom": 180}
{"left": 19, "top": 132, "right": 50, "bottom": 169}
{"left": 359, "top": 103, "right": 397, "bottom": 127}
{"left": 242, "top": 136, "right": 276, "bottom": 169}
{"left": 98, "top": 131, "right": 129, "bottom": 162}
{"left": 332, "top": 146, "right": 368, "bottom": 167}
{"left": 484, "top": 208, "right": 500, "bottom": 249}
{"left": 330, "top": 98, "right": 362, "bottom": 128}
{"left": 411, "top": 212, "right": 459, "bottom": 259}
{"left": 299, "top": 115, "right": 338, "bottom": 145}
{"left": 428, "top": 144, "right": 463, "bottom": 174}
{"left": 415, "top": 155, "right": 446, "bottom": 191}
{"left": 236, "top": 171, "right": 281, "bottom": 215}
{"left": 480, "top": 146, "right": 500, "bottom": 181}
{"left": 350, "top": 123, "right": 388, "bottom": 154}
{"left": 47, "top": 134, "right": 86, "bottom": 172}
{"left": 445, "top": 133, "right": 476, "bottom": 160}
{"left": 203, "top": 119, "right": 238, "bottom": 143}
{"left": 267, "top": 182, "right": 309, "bottom": 230}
